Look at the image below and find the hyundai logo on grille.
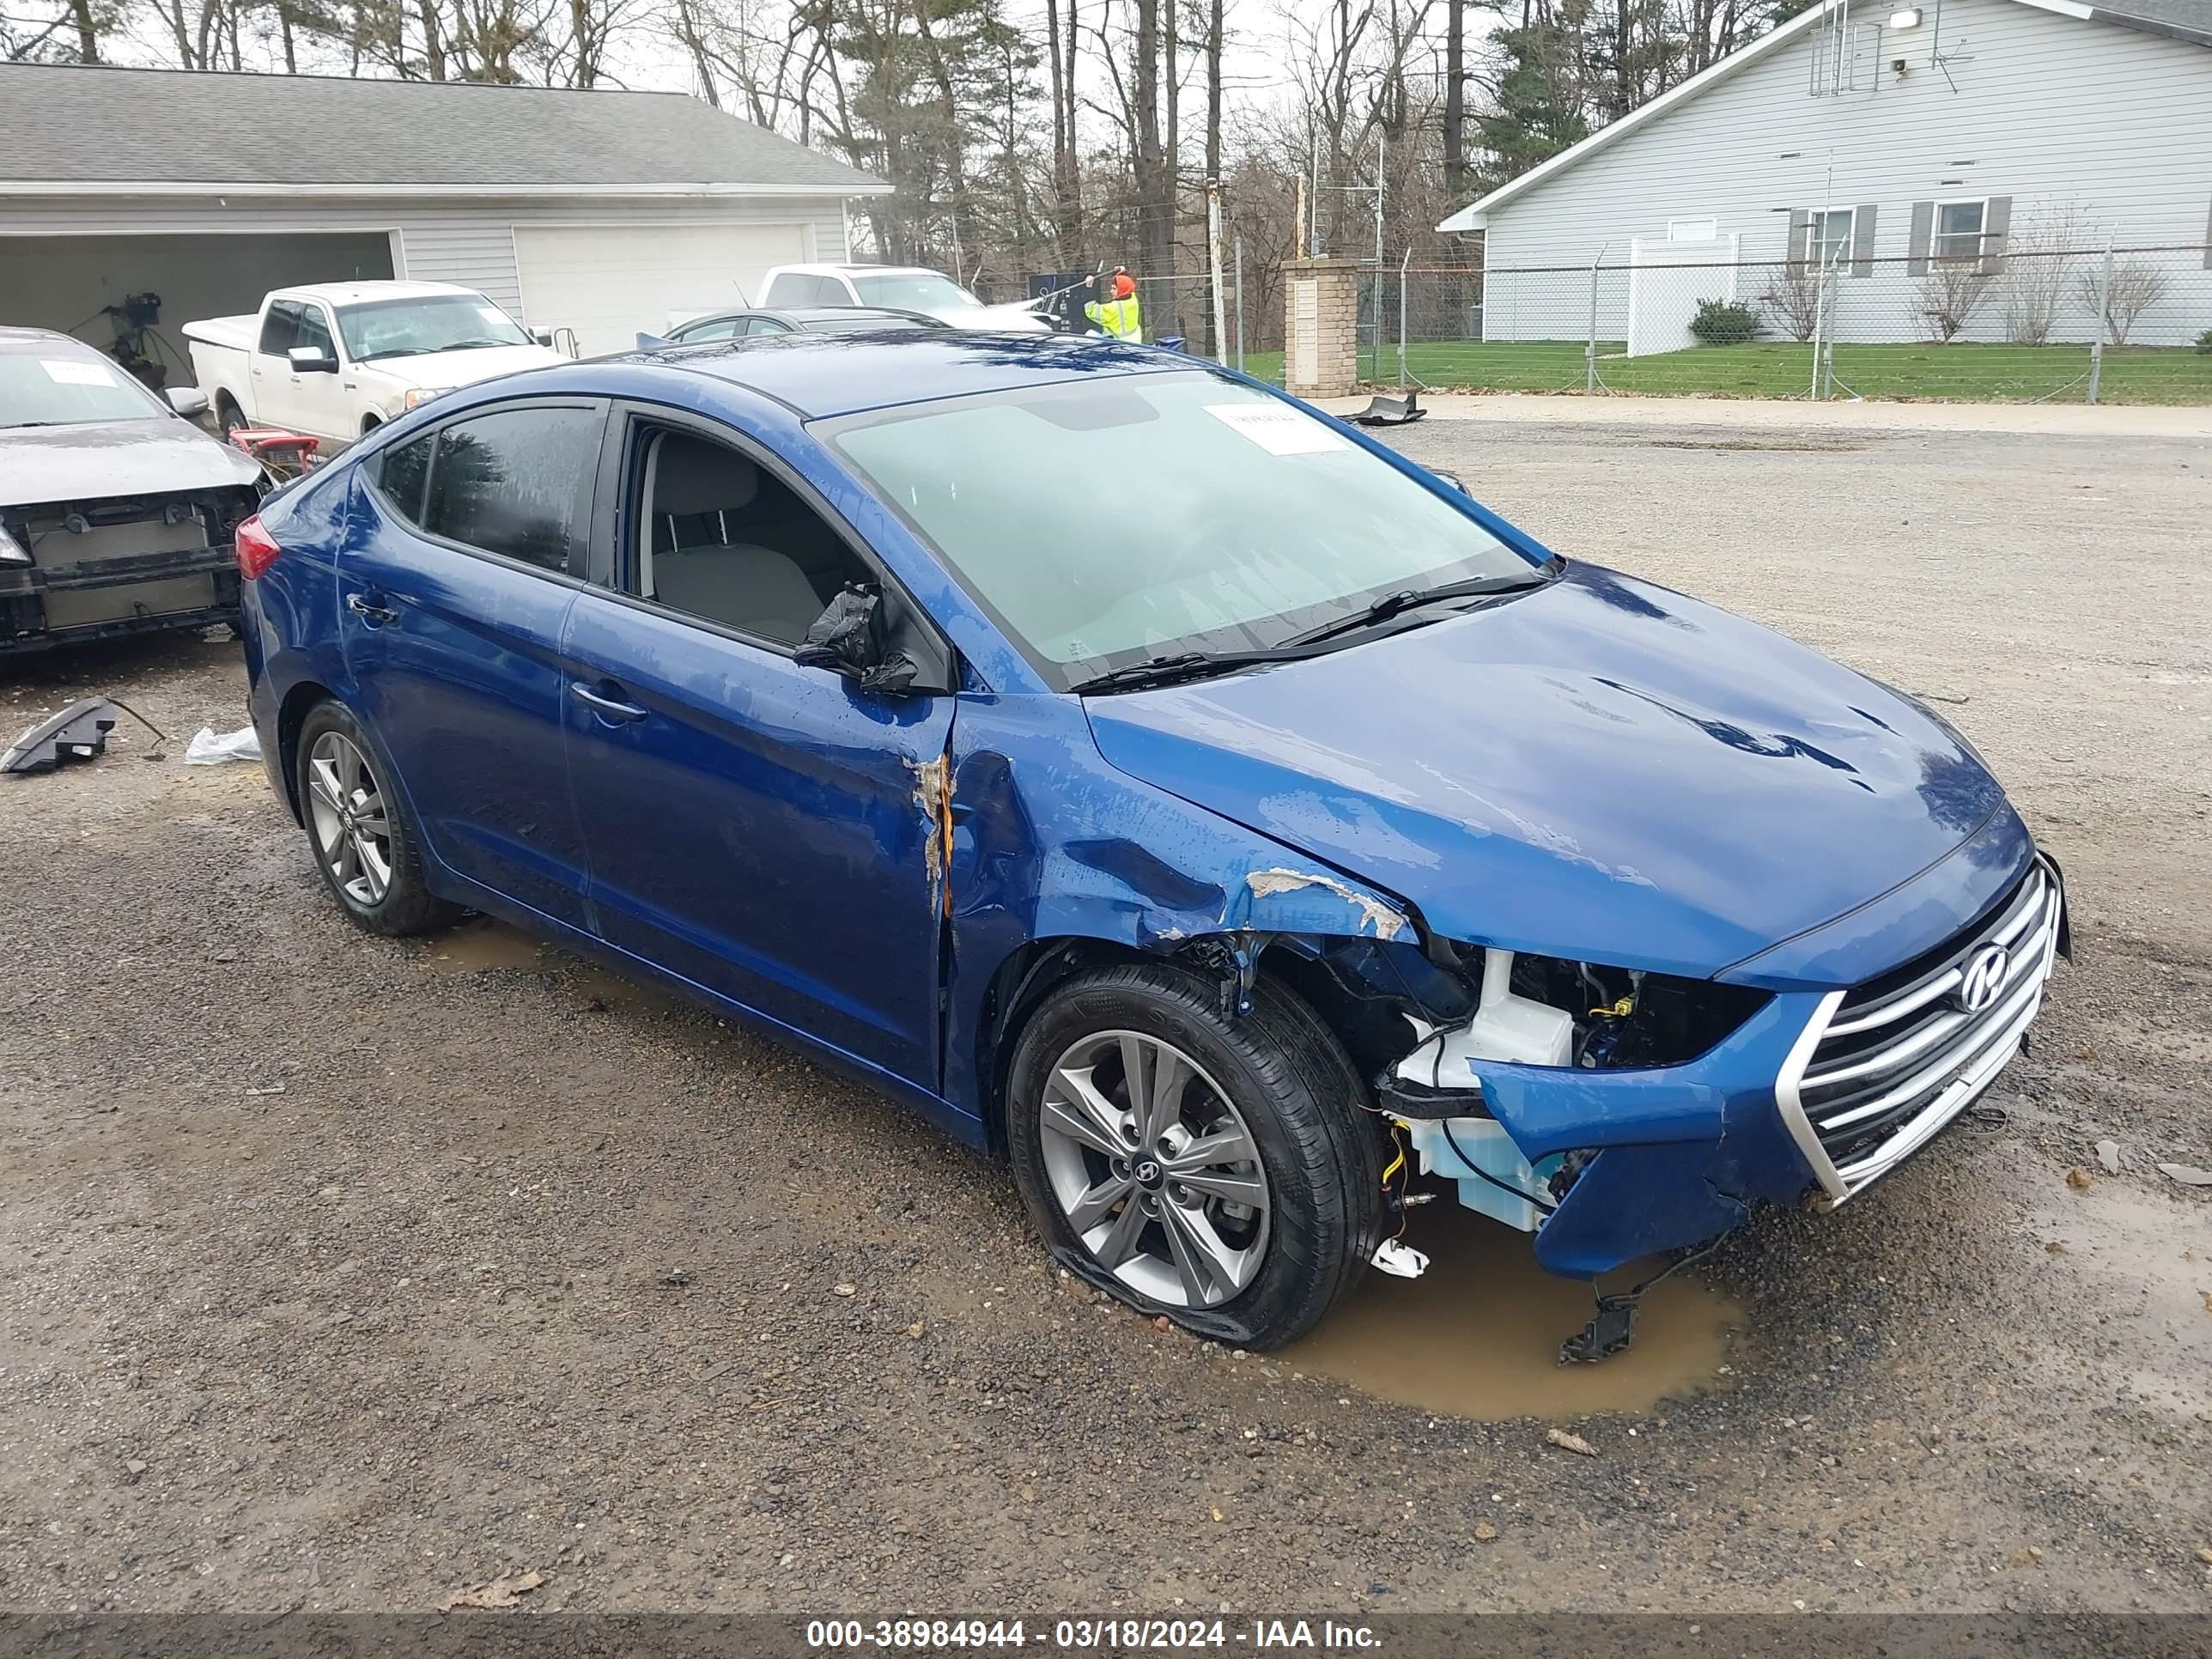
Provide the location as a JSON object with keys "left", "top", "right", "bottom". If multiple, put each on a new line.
{"left": 1958, "top": 944, "right": 2010, "bottom": 1013}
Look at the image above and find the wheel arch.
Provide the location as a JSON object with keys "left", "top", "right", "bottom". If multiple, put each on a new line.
{"left": 969, "top": 924, "right": 1465, "bottom": 1158}
{"left": 272, "top": 678, "right": 338, "bottom": 823}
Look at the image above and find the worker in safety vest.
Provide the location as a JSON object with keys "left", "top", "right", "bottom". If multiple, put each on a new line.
{"left": 1083, "top": 268, "right": 1144, "bottom": 343}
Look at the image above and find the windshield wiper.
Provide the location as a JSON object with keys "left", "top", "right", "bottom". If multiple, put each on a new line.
{"left": 1279, "top": 563, "right": 1560, "bottom": 649}
{"left": 357, "top": 347, "right": 435, "bottom": 361}
{"left": 1069, "top": 649, "right": 1310, "bottom": 696}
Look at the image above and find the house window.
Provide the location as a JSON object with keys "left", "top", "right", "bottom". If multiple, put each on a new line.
{"left": 1808, "top": 208, "right": 1854, "bottom": 265}
{"left": 1934, "top": 200, "right": 1986, "bottom": 263}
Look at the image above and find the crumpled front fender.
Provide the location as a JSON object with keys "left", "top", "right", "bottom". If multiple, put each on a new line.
{"left": 941, "top": 690, "right": 1419, "bottom": 1124}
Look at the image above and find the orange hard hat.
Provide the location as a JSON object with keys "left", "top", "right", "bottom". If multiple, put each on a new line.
{"left": 1114, "top": 272, "right": 1136, "bottom": 300}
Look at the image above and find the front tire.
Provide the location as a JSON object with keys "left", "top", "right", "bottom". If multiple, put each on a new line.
{"left": 293, "top": 701, "right": 455, "bottom": 937}
{"left": 1007, "top": 963, "right": 1382, "bottom": 1348}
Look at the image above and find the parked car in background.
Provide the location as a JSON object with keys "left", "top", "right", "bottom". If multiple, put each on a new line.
{"left": 183, "top": 282, "right": 566, "bottom": 448}
{"left": 1, "top": 326, "right": 262, "bottom": 655}
{"left": 757, "top": 264, "right": 1050, "bottom": 333}
{"left": 229, "top": 332, "right": 2064, "bottom": 1352}
{"left": 648, "top": 307, "right": 951, "bottom": 348}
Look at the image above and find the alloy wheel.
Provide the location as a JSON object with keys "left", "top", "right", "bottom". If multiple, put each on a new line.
{"left": 305, "top": 730, "right": 393, "bottom": 907}
{"left": 1037, "top": 1030, "right": 1271, "bottom": 1309}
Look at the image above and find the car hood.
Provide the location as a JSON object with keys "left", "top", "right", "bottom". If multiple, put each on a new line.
{"left": 356, "top": 343, "right": 567, "bottom": 388}
{"left": 1081, "top": 563, "right": 2015, "bottom": 984}
{"left": 0, "top": 418, "right": 263, "bottom": 507}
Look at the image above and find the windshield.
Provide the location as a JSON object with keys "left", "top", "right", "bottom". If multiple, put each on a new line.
{"left": 829, "top": 370, "right": 1537, "bottom": 687}
{"left": 851, "top": 272, "right": 980, "bottom": 311}
{"left": 0, "top": 349, "right": 170, "bottom": 428}
{"left": 337, "top": 295, "right": 532, "bottom": 362}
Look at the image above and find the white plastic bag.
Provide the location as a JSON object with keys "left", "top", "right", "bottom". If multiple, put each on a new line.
{"left": 184, "top": 724, "right": 262, "bottom": 765}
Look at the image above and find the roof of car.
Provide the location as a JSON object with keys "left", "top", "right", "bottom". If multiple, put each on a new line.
{"left": 275, "top": 280, "right": 481, "bottom": 307}
{"left": 624, "top": 331, "right": 1198, "bottom": 420}
{"left": 672, "top": 307, "right": 946, "bottom": 335}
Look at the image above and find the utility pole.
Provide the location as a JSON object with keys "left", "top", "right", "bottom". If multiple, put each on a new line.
{"left": 1207, "top": 179, "right": 1229, "bottom": 366}
{"left": 1443, "top": 0, "right": 1467, "bottom": 202}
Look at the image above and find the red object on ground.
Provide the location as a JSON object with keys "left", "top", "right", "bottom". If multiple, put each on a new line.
{"left": 227, "top": 428, "right": 323, "bottom": 471}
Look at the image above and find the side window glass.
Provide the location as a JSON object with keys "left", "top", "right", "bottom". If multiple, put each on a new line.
{"left": 632, "top": 426, "right": 871, "bottom": 647}
{"left": 377, "top": 433, "right": 433, "bottom": 523}
{"left": 762, "top": 274, "right": 802, "bottom": 306}
{"left": 744, "top": 318, "right": 793, "bottom": 337}
{"left": 685, "top": 319, "right": 739, "bottom": 341}
{"left": 257, "top": 301, "right": 299, "bottom": 356}
{"left": 421, "top": 404, "right": 600, "bottom": 574}
{"left": 296, "top": 306, "right": 337, "bottom": 361}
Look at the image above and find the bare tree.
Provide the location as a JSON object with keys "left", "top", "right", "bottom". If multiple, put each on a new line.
{"left": 1917, "top": 263, "right": 1993, "bottom": 343}
{"left": 1757, "top": 259, "right": 1821, "bottom": 342}
{"left": 2072, "top": 257, "right": 2170, "bottom": 345}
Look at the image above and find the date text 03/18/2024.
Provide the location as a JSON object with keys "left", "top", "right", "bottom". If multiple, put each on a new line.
{"left": 804, "top": 1619, "right": 1381, "bottom": 1650}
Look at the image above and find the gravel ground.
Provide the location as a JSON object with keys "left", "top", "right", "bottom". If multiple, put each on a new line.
{"left": 0, "top": 415, "right": 2206, "bottom": 1617}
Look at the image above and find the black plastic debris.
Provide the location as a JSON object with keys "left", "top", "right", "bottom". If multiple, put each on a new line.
{"left": 1559, "top": 1292, "right": 1638, "bottom": 1365}
{"left": 1349, "top": 389, "right": 1425, "bottom": 426}
{"left": 3, "top": 697, "right": 120, "bottom": 776}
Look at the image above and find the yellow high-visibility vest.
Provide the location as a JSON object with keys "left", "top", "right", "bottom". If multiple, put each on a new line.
{"left": 1084, "top": 294, "right": 1144, "bottom": 343}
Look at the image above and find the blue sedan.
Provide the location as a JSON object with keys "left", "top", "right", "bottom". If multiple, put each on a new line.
{"left": 234, "top": 331, "right": 2064, "bottom": 1351}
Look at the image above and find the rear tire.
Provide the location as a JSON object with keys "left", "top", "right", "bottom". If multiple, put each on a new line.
{"left": 216, "top": 395, "right": 247, "bottom": 439}
{"left": 1006, "top": 963, "right": 1382, "bottom": 1349}
{"left": 292, "top": 701, "right": 456, "bottom": 937}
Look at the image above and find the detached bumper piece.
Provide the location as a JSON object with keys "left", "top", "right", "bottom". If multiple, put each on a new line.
{"left": 1780, "top": 858, "right": 2064, "bottom": 1205}
{"left": 1348, "top": 390, "right": 1424, "bottom": 426}
{"left": 3, "top": 698, "right": 119, "bottom": 775}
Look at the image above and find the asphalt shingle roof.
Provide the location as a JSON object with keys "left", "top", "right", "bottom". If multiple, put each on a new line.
{"left": 0, "top": 64, "right": 886, "bottom": 192}
{"left": 2095, "top": 0, "right": 2212, "bottom": 45}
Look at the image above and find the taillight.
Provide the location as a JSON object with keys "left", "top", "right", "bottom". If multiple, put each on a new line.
{"left": 234, "top": 514, "right": 283, "bottom": 580}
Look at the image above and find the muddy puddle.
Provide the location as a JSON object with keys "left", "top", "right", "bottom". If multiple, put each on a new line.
{"left": 1284, "top": 1202, "right": 1741, "bottom": 1420}
{"left": 421, "top": 917, "right": 680, "bottom": 1015}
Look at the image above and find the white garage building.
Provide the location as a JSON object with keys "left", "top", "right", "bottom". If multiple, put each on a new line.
{"left": 0, "top": 64, "right": 889, "bottom": 369}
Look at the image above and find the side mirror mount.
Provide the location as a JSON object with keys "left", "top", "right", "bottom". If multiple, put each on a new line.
{"left": 287, "top": 345, "right": 337, "bottom": 374}
{"left": 166, "top": 386, "right": 210, "bottom": 418}
{"left": 793, "top": 584, "right": 922, "bottom": 695}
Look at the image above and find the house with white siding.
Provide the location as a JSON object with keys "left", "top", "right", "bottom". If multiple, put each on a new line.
{"left": 0, "top": 64, "right": 889, "bottom": 364}
{"left": 1438, "top": 0, "right": 2212, "bottom": 349}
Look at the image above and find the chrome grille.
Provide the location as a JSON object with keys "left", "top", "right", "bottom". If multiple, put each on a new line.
{"left": 1779, "top": 858, "right": 2063, "bottom": 1205}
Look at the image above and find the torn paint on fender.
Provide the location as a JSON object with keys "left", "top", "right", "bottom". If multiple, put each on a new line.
{"left": 1244, "top": 867, "right": 1410, "bottom": 940}
{"left": 908, "top": 750, "right": 952, "bottom": 911}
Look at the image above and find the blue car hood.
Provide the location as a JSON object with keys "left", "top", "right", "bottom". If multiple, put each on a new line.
{"left": 1082, "top": 564, "right": 2014, "bottom": 984}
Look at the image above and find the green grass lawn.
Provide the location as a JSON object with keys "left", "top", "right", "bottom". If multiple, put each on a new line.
{"left": 1236, "top": 339, "right": 2212, "bottom": 405}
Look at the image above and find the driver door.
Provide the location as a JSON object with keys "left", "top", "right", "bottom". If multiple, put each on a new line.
{"left": 562, "top": 404, "right": 958, "bottom": 1090}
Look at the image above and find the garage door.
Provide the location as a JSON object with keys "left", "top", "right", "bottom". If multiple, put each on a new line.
{"left": 513, "top": 223, "right": 809, "bottom": 356}
{"left": 0, "top": 232, "right": 393, "bottom": 392}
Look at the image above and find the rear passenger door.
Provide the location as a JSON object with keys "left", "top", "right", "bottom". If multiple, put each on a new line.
{"left": 561, "top": 402, "right": 957, "bottom": 1090}
{"left": 337, "top": 398, "right": 605, "bottom": 929}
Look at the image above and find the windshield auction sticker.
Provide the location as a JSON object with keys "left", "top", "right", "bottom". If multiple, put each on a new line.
{"left": 1203, "top": 403, "right": 1349, "bottom": 456}
{"left": 40, "top": 359, "right": 115, "bottom": 386}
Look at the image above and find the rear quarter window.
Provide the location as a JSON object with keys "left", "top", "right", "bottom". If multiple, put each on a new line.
{"left": 419, "top": 404, "right": 600, "bottom": 574}
{"left": 375, "top": 433, "right": 433, "bottom": 522}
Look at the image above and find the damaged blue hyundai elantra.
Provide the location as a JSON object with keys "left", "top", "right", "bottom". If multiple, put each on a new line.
{"left": 234, "top": 331, "right": 2066, "bottom": 1353}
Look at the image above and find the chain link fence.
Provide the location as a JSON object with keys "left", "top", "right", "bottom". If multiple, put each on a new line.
{"left": 982, "top": 246, "right": 2212, "bottom": 403}
{"left": 1322, "top": 245, "right": 2212, "bottom": 404}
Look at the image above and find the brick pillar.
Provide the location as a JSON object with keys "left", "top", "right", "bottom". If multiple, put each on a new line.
{"left": 1280, "top": 258, "right": 1359, "bottom": 398}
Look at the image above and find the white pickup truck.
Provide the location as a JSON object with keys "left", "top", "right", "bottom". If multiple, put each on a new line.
{"left": 183, "top": 281, "right": 566, "bottom": 447}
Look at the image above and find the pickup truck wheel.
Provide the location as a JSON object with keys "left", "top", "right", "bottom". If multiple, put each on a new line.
{"left": 216, "top": 396, "right": 247, "bottom": 439}
{"left": 293, "top": 701, "right": 456, "bottom": 937}
{"left": 1006, "top": 963, "right": 1382, "bottom": 1349}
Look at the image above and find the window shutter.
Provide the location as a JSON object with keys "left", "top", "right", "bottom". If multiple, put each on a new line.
{"left": 1907, "top": 201, "right": 1935, "bottom": 276}
{"left": 1980, "top": 195, "right": 2012, "bottom": 276}
{"left": 1850, "top": 204, "right": 1877, "bottom": 276}
{"left": 1787, "top": 208, "right": 1810, "bottom": 264}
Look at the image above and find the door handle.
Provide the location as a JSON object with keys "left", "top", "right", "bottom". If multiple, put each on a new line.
{"left": 345, "top": 592, "right": 398, "bottom": 625}
{"left": 569, "top": 681, "right": 648, "bottom": 723}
